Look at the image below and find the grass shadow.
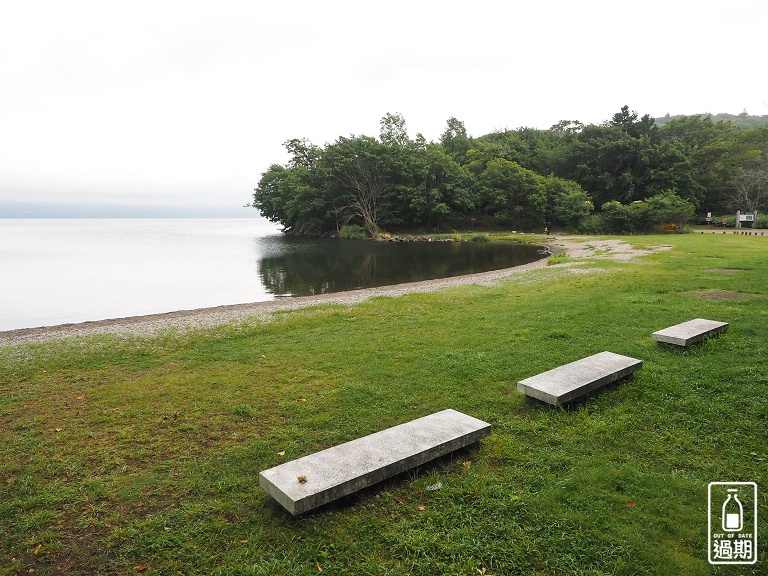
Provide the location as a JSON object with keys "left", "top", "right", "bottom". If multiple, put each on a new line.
{"left": 261, "top": 443, "right": 484, "bottom": 519}
{"left": 521, "top": 372, "right": 641, "bottom": 412}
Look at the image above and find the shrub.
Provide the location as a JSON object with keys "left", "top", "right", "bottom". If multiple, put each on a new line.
{"left": 600, "top": 200, "right": 634, "bottom": 234}
{"left": 471, "top": 234, "right": 489, "bottom": 242}
{"left": 713, "top": 215, "right": 734, "bottom": 227}
{"left": 712, "top": 214, "right": 767, "bottom": 229}
{"left": 339, "top": 225, "right": 369, "bottom": 240}
{"left": 644, "top": 190, "right": 695, "bottom": 229}
{"left": 573, "top": 214, "right": 606, "bottom": 234}
{"left": 599, "top": 191, "right": 695, "bottom": 234}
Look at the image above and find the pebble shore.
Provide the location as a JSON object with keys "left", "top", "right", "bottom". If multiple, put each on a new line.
{"left": 1, "top": 236, "right": 665, "bottom": 348}
{"left": 0, "top": 256, "right": 552, "bottom": 347}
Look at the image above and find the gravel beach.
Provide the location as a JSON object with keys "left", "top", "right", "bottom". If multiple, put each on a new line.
{"left": 0, "top": 237, "right": 665, "bottom": 347}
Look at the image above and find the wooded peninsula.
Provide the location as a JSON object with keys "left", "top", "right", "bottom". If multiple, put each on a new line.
{"left": 253, "top": 107, "right": 768, "bottom": 237}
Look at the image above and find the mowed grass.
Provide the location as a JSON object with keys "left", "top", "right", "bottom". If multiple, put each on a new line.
{"left": 1, "top": 234, "right": 767, "bottom": 575}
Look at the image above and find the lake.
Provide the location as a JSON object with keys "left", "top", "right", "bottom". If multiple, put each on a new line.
{"left": 0, "top": 218, "right": 544, "bottom": 331}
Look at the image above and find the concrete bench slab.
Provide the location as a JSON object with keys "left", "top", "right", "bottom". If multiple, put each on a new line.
{"left": 517, "top": 351, "right": 643, "bottom": 406}
{"left": 652, "top": 318, "right": 729, "bottom": 347}
{"left": 259, "top": 409, "right": 491, "bottom": 515}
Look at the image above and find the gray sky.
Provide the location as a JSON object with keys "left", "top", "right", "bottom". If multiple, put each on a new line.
{"left": 1, "top": 0, "right": 766, "bottom": 212}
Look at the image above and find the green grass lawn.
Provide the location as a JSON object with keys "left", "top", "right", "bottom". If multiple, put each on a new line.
{"left": 1, "top": 234, "right": 766, "bottom": 575}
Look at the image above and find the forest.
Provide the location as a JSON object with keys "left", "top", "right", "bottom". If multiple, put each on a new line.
{"left": 252, "top": 107, "right": 768, "bottom": 236}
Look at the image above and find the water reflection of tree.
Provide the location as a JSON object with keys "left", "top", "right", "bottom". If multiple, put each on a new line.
{"left": 256, "top": 240, "right": 542, "bottom": 297}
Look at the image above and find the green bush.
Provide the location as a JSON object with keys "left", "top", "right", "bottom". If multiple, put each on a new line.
{"left": 598, "top": 191, "right": 695, "bottom": 234}
{"left": 713, "top": 214, "right": 767, "bottom": 228}
{"left": 339, "top": 225, "right": 369, "bottom": 239}
{"left": 600, "top": 200, "right": 635, "bottom": 234}
{"left": 713, "top": 215, "right": 735, "bottom": 227}
{"left": 572, "top": 214, "right": 606, "bottom": 234}
{"left": 471, "top": 234, "right": 489, "bottom": 242}
{"left": 644, "top": 190, "right": 695, "bottom": 228}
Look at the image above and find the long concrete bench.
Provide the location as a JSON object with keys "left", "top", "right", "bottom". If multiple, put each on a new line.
{"left": 517, "top": 351, "right": 643, "bottom": 406}
{"left": 259, "top": 409, "right": 491, "bottom": 515}
{"left": 652, "top": 318, "right": 729, "bottom": 347}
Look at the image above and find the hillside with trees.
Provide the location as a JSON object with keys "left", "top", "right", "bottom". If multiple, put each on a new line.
{"left": 253, "top": 107, "right": 768, "bottom": 236}
{"left": 655, "top": 111, "right": 768, "bottom": 130}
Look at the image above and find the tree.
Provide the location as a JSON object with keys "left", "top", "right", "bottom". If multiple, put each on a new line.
{"left": 479, "top": 158, "right": 547, "bottom": 228}
{"left": 563, "top": 106, "right": 702, "bottom": 209}
{"left": 379, "top": 112, "right": 410, "bottom": 149}
{"left": 419, "top": 144, "right": 476, "bottom": 226}
{"left": 731, "top": 159, "right": 768, "bottom": 213}
{"left": 610, "top": 105, "right": 656, "bottom": 138}
{"left": 253, "top": 163, "right": 332, "bottom": 235}
{"left": 545, "top": 176, "right": 594, "bottom": 230}
{"left": 284, "top": 138, "right": 321, "bottom": 169}
{"left": 440, "top": 117, "right": 473, "bottom": 164}
{"left": 322, "top": 136, "right": 393, "bottom": 237}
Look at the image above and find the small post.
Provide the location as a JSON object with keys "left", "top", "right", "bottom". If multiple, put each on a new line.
{"left": 753, "top": 210, "right": 758, "bottom": 229}
{"left": 736, "top": 210, "right": 741, "bottom": 229}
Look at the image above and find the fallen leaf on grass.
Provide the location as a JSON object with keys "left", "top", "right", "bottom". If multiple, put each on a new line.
{"left": 317, "top": 562, "right": 323, "bottom": 572}
{"left": 627, "top": 501, "right": 636, "bottom": 507}
{"left": 462, "top": 461, "right": 472, "bottom": 469}
{"left": 417, "top": 505, "right": 426, "bottom": 511}
{"left": 298, "top": 398, "right": 307, "bottom": 402}
{"left": 76, "top": 395, "right": 84, "bottom": 400}
{"left": 135, "top": 566, "right": 148, "bottom": 572}
{"left": 55, "top": 428, "right": 63, "bottom": 432}
{"left": 33, "top": 544, "right": 42, "bottom": 555}
{"left": 389, "top": 493, "right": 404, "bottom": 505}
{"left": 278, "top": 451, "right": 285, "bottom": 456}
{"left": 239, "top": 539, "right": 249, "bottom": 544}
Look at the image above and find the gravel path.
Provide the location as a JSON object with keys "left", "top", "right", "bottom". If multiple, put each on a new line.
{"left": 0, "top": 236, "right": 663, "bottom": 347}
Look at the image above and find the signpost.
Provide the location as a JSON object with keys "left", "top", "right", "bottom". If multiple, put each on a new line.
{"left": 735, "top": 211, "right": 758, "bottom": 229}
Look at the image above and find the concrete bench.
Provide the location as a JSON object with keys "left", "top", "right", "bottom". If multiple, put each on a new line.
{"left": 517, "top": 351, "right": 643, "bottom": 406}
{"left": 652, "top": 318, "right": 729, "bottom": 347}
{"left": 259, "top": 409, "right": 491, "bottom": 515}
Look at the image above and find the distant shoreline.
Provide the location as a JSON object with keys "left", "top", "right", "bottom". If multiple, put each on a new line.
{"left": 0, "top": 201, "right": 263, "bottom": 219}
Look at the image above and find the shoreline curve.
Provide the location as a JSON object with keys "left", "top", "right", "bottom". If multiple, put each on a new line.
{"left": 0, "top": 250, "right": 555, "bottom": 347}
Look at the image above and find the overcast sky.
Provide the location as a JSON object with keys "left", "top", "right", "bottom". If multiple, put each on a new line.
{"left": 1, "top": 0, "right": 766, "bottom": 213}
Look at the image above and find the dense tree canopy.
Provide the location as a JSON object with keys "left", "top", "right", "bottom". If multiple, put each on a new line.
{"left": 253, "top": 107, "right": 768, "bottom": 236}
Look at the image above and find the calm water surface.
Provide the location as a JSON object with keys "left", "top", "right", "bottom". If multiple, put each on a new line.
{"left": 0, "top": 219, "right": 543, "bottom": 331}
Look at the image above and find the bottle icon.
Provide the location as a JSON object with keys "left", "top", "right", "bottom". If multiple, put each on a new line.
{"left": 722, "top": 489, "right": 743, "bottom": 532}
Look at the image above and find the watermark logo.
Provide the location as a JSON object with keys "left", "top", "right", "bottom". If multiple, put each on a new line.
{"left": 708, "top": 482, "right": 758, "bottom": 565}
